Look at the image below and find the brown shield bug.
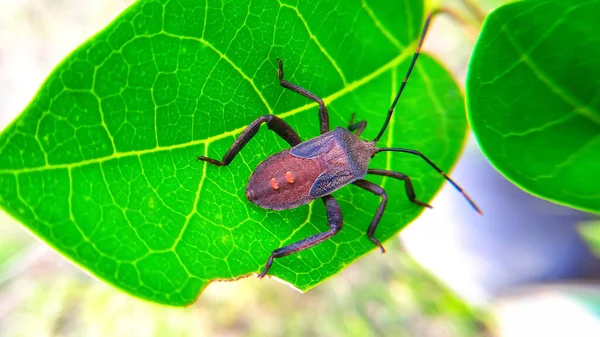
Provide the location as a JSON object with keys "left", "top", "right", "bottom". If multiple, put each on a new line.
{"left": 197, "top": 13, "right": 481, "bottom": 278}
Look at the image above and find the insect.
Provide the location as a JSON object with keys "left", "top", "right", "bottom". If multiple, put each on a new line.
{"left": 197, "top": 13, "right": 481, "bottom": 278}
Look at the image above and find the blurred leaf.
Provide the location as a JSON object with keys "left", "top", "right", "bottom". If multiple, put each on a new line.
{"left": 578, "top": 221, "right": 600, "bottom": 258}
{"left": 466, "top": 0, "right": 600, "bottom": 213}
{"left": 0, "top": 214, "right": 32, "bottom": 271}
{"left": 0, "top": 241, "right": 485, "bottom": 337}
{"left": 0, "top": 0, "right": 468, "bottom": 305}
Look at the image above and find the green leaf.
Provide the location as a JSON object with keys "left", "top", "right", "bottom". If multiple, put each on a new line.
{"left": 579, "top": 221, "right": 600, "bottom": 258}
{"left": 466, "top": 0, "right": 600, "bottom": 213}
{"left": 0, "top": 0, "right": 468, "bottom": 306}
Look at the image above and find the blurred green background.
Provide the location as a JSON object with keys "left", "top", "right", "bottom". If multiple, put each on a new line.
{"left": 1, "top": 0, "right": 599, "bottom": 336}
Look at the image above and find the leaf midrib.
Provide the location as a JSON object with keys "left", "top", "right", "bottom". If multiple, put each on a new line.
{"left": 503, "top": 23, "right": 600, "bottom": 127}
{"left": 0, "top": 44, "right": 418, "bottom": 175}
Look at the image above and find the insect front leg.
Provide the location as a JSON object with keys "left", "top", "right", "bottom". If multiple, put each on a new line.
{"left": 197, "top": 115, "right": 301, "bottom": 166}
{"left": 348, "top": 113, "right": 367, "bottom": 137}
{"left": 277, "top": 59, "right": 330, "bottom": 135}
{"left": 258, "top": 195, "right": 343, "bottom": 278}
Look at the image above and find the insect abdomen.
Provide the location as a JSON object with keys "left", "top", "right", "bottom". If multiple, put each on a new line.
{"left": 245, "top": 150, "right": 324, "bottom": 210}
{"left": 291, "top": 127, "right": 374, "bottom": 198}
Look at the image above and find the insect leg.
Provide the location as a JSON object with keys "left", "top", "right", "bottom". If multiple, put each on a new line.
{"left": 258, "top": 195, "right": 342, "bottom": 278}
{"left": 366, "top": 169, "right": 432, "bottom": 208}
{"left": 348, "top": 113, "right": 367, "bottom": 137}
{"left": 351, "top": 179, "right": 389, "bottom": 253}
{"left": 374, "top": 148, "right": 482, "bottom": 214}
{"left": 277, "top": 59, "right": 329, "bottom": 134}
{"left": 197, "top": 115, "right": 301, "bottom": 166}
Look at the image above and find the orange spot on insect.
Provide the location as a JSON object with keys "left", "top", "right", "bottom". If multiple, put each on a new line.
{"left": 285, "top": 171, "right": 295, "bottom": 184}
{"left": 270, "top": 178, "right": 279, "bottom": 190}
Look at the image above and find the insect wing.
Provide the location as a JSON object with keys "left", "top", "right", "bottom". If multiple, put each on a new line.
{"left": 289, "top": 133, "right": 335, "bottom": 158}
{"left": 309, "top": 167, "right": 354, "bottom": 197}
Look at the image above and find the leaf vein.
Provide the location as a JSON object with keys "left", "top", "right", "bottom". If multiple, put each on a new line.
{"left": 504, "top": 27, "right": 600, "bottom": 126}
{"left": 0, "top": 45, "right": 417, "bottom": 175}
{"left": 171, "top": 143, "right": 208, "bottom": 251}
{"left": 361, "top": 0, "right": 403, "bottom": 51}
{"left": 279, "top": 3, "right": 348, "bottom": 85}
{"left": 163, "top": 32, "right": 273, "bottom": 114}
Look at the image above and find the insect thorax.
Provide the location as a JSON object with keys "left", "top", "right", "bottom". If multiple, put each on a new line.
{"left": 290, "top": 127, "right": 376, "bottom": 197}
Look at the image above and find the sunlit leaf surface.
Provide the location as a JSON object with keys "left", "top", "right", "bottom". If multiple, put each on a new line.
{"left": 0, "top": 0, "right": 468, "bottom": 305}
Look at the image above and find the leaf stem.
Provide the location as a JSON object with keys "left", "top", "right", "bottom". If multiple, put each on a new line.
{"left": 433, "top": 6, "right": 481, "bottom": 39}
{"left": 461, "top": 0, "right": 487, "bottom": 24}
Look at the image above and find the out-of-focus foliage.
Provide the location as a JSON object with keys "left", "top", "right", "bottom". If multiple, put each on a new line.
{"left": 0, "top": 226, "right": 485, "bottom": 337}
{"left": 579, "top": 221, "right": 600, "bottom": 258}
{"left": 467, "top": 0, "right": 600, "bottom": 213}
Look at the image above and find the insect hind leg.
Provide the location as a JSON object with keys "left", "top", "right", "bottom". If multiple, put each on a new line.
{"left": 258, "top": 195, "right": 343, "bottom": 278}
{"left": 277, "top": 59, "right": 330, "bottom": 134}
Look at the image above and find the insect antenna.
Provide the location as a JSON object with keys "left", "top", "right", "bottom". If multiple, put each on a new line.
{"left": 372, "top": 12, "right": 432, "bottom": 143}
{"left": 374, "top": 147, "right": 483, "bottom": 215}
